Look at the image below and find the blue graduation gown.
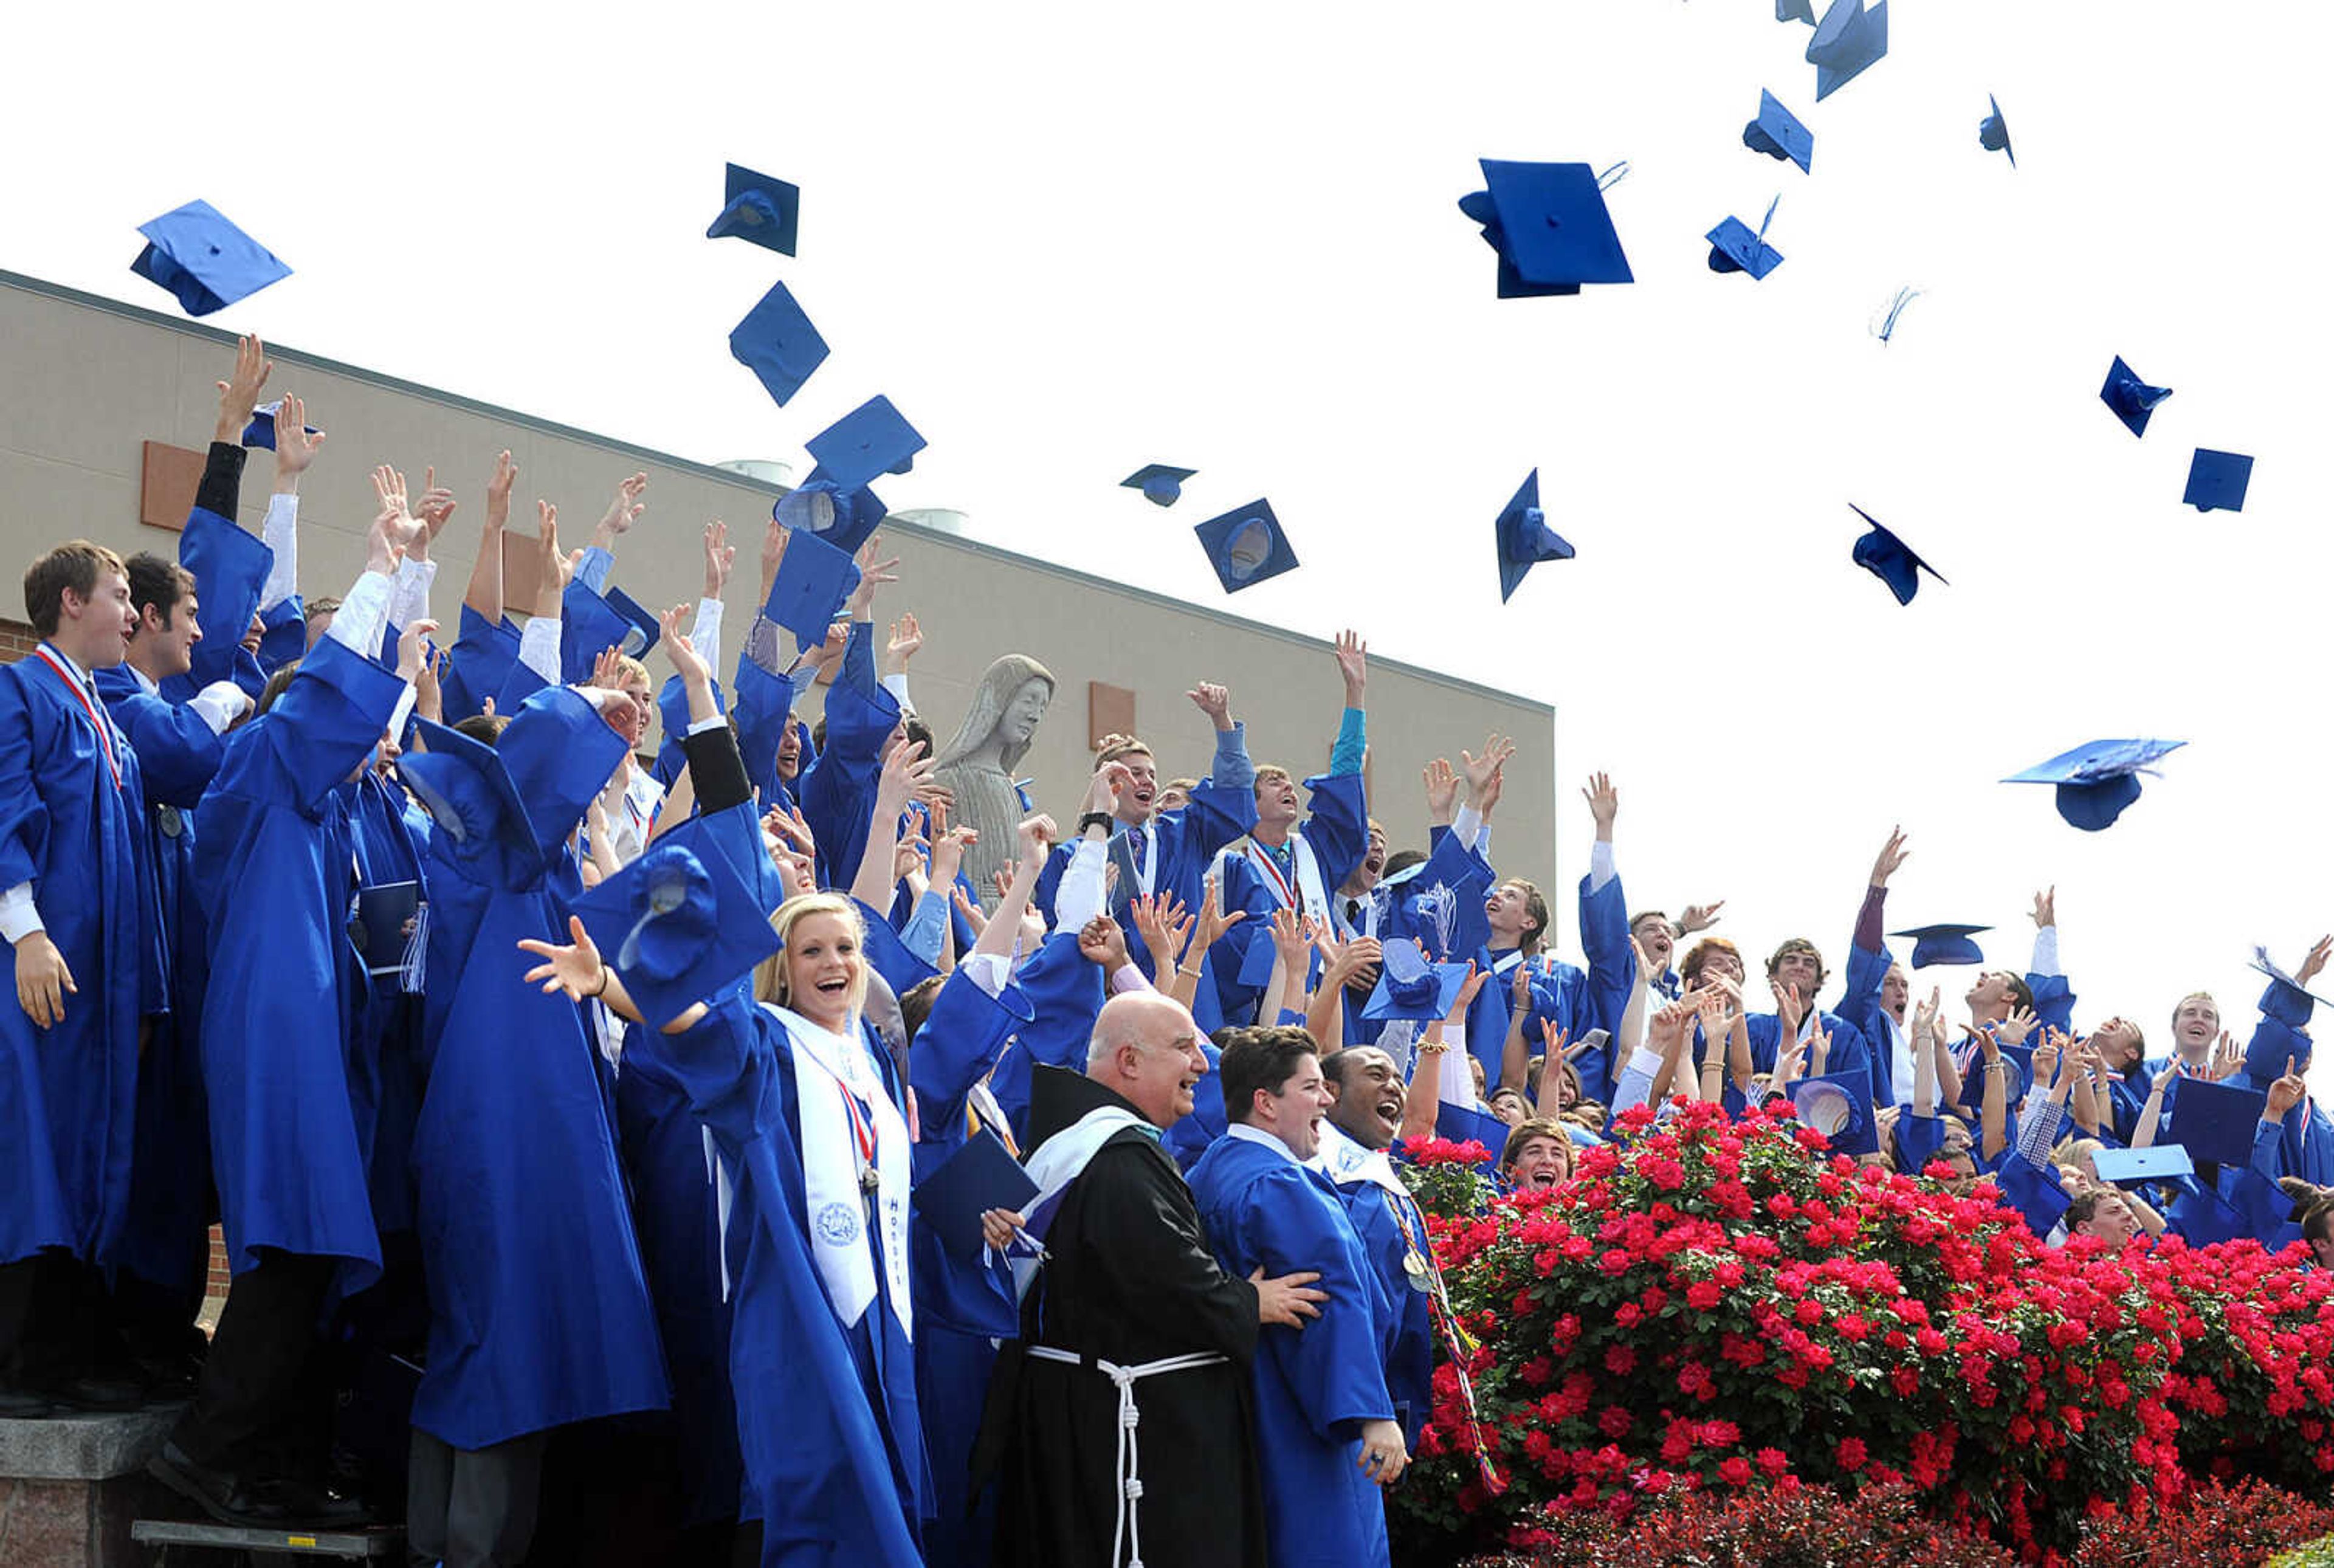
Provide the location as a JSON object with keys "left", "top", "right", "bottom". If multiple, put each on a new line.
{"left": 1032, "top": 780, "right": 1257, "bottom": 976}
{"left": 438, "top": 604, "right": 519, "bottom": 726}
{"left": 343, "top": 771, "right": 429, "bottom": 1236}
{"left": 729, "top": 653, "right": 803, "bottom": 810}
{"left": 190, "top": 634, "right": 399, "bottom": 1285}
{"left": 981, "top": 934, "right": 1109, "bottom": 1149}
{"left": 799, "top": 625, "right": 899, "bottom": 891}
{"left": 95, "top": 665, "right": 226, "bottom": 1295}
{"left": 664, "top": 996, "right": 927, "bottom": 1568}
{"left": 1186, "top": 1132, "right": 1395, "bottom": 1568}
{"left": 1478, "top": 949, "right": 1592, "bottom": 1101}
{"left": 0, "top": 652, "right": 163, "bottom": 1267}
{"left": 907, "top": 972, "right": 1034, "bottom": 1568}
{"left": 1836, "top": 940, "right": 1899, "bottom": 1104}
{"left": 161, "top": 507, "right": 272, "bottom": 702}
{"left": 1211, "top": 772, "right": 1368, "bottom": 1022}
{"left": 410, "top": 687, "right": 667, "bottom": 1449}
{"left": 1747, "top": 1009, "right": 1878, "bottom": 1095}
{"left": 1326, "top": 1169, "right": 1436, "bottom": 1449}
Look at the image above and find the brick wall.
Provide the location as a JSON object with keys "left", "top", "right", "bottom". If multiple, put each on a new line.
{"left": 0, "top": 618, "right": 35, "bottom": 662}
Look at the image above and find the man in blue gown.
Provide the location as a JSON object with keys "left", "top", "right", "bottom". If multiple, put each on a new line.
{"left": 1188, "top": 1025, "right": 1406, "bottom": 1568}
{"left": 0, "top": 538, "right": 158, "bottom": 1418}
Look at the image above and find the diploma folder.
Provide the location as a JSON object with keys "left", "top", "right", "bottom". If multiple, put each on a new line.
{"left": 912, "top": 1127, "right": 1039, "bottom": 1262}
{"left": 348, "top": 882, "right": 421, "bottom": 978}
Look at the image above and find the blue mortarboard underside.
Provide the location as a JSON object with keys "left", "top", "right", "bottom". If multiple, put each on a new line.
{"left": 1707, "top": 196, "right": 1785, "bottom": 280}
{"left": 1362, "top": 938, "right": 1472, "bottom": 1022}
{"left": 913, "top": 1127, "right": 1041, "bottom": 1263}
{"left": 2099, "top": 357, "right": 2173, "bottom": 439}
{"left": 604, "top": 586, "right": 661, "bottom": 660}
{"left": 1892, "top": 924, "right": 1990, "bottom": 968}
{"left": 240, "top": 399, "right": 319, "bottom": 452}
{"left": 706, "top": 162, "right": 802, "bottom": 256}
{"left": 805, "top": 396, "right": 926, "bottom": 493}
{"left": 396, "top": 718, "right": 536, "bottom": 857}
{"left": 729, "top": 281, "right": 830, "bottom": 408}
{"left": 1458, "top": 160, "right": 1634, "bottom": 298}
{"left": 1194, "top": 500, "right": 1298, "bottom": 593}
{"left": 572, "top": 831, "right": 783, "bottom": 1030}
{"left": 1123, "top": 464, "right": 1197, "bottom": 507}
{"left": 1849, "top": 504, "right": 1946, "bottom": 605}
{"left": 2003, "top": 738, "right": 2184, "bottom": 831}
{"left": 2090, "top": 1145, "right": 2194, "bottom": 1187}
{"left": 2184, "top": 449, "right": 2253, "bottom": 513}
{"left": 1806, "top": 0, "right": 1888, "bottom": 101}
{"left": 2250, "top": 945, "right": 2334, "bottom": 1014}
{"left": 774, "top": 478, "right": 884, "bottom": 560}
{"left": 1789, "top": 1069, "right": 1878, "bottom": 1155}
{"left": 1980, "top": 95, "right": 2016, "bottom": 167}
{"left": 131, "top": 199, "right": 291, "bottom": 317}
{"left": 1777, "top": 0, "right": 1815, "bottom": 20}
{"left": 1744, "top": 90, "right": 1814, "bottom": 174}
{"left": 763, "top": 526, "right": 862, "bottom": 648}
{"left": 1495, "top": 468, "right": 1574, "bottom": 602}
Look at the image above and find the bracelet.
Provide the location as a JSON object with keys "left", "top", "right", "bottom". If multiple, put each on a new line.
{"left": 1414, "top": 1041, "right": 1451, "bottom": 1055}
{"left": 1176, "top": 964, "right": 1203, "bottom": 978}
{"left": 1077, "top": 812, "right": 1115, "bottom": 838}
{"left": 588, "top": 968, "right": 610, "bottom": 1000}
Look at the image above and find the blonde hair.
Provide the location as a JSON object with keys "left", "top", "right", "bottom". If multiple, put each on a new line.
{"left": 614, "top": 654, "right": 652, "bottom": 692}
{"left": 754, "top": 893, "right": 869, "bottom": 1025}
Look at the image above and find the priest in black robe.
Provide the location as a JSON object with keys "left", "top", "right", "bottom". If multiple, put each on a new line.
{"left": 982, "top": 990, "right": 1326, "bottom": 1568}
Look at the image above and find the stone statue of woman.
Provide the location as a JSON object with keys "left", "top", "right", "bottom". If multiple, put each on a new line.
{"left": 932, "top": 653, "right": 1056, "bottom": 903}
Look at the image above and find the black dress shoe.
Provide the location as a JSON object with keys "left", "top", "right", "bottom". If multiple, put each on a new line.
{"left": 0, "top": 1385, "right": 57, "bottom": 1420}
{"left": 147, "top": 1441, "right": 294, "bottom": 1528}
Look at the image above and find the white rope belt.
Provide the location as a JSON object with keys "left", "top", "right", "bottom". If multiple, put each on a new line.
{"left": 1025, "top": 1347, "right": 1228, "bottom": 1568}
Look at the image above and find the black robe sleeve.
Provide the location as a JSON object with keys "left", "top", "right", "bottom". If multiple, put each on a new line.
{"left": 193, "top": 440, "right": 248, "bottom": 522}
{"left": 1065, "top": 1139, "right": 1259, "bottom": 1365}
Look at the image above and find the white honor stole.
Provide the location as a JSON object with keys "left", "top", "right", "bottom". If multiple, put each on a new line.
{"left": 1223, "top": 830, "right": 1332, "bottom": 919}
{"left": 1013, "top": 1103, "right": 1154, "bottom": 1301}
{"left": 771, "top": 1004, "right": 914, "bottom": 1342}
{"left": 1310, "top": 1121, "right": 1408, "bottom": 1199}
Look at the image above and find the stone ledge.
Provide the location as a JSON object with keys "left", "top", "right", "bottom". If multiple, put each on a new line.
{"left": 0, "top": 1407, "right": 175, "bottom": 1481}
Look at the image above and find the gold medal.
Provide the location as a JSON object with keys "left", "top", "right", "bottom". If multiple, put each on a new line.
{"left": 1402, "top": 1251, "right": 1432, "bottom": 1291}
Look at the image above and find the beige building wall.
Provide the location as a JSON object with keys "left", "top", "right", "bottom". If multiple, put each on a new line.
{"left": 0, "top": 269, "right": 1558, "bottom": 892}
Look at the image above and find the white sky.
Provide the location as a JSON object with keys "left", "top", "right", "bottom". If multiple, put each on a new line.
{"left": 8, "top": 1, "right": 2332, "bottom": 1085}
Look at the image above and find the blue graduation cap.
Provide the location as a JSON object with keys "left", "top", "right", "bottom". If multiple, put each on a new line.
{"left": 1806, "top": 0, "right": 1888, "bottom": 101}
{"left": 604, "top": 586, "right": 661, "bottom": 660}
{"left": 2250, "top": 945, "right": 2334, "bottom": 1014}
{"left": 763, "top": 525, "right": 862, "bottom": 647}
{"left": 239, "top": 399, "right": 318, "bottom": 452}
{"left": 1893, "top": 1110, "right": 1949, "bottom": 1173}
{"left": 2003, "top": 738, "right": 2185, "bottom": 831}
{"left": 1193, "top": 500, "right": 1299, "bottom": 593}
{"left": 706, "top": 162, "right": 801, "bottom": 256}
{"left": 1361, "top": 938, "right": 1472, "bottom": 1022}
{"left": 2090, "top": 1145, "right": 2194, "bottom": 1188}
{"left": 1743, "top": 91, "right": 1814, "bottom": 175}
{"left": 1891, "top": 923, "right": 1989, "bottom": 968}
{"left": 805, "top": 396, "right": 926, "bottom": 493}
{"left": 728, "top": 281, "right": 830, "bottom": 408}
{"left": 131, "top": 199, "right": 291, "bottom": 317}
{"left": 1777, "top": 0, "right": 1815, "bottom": 20}
{"left": 573, "top": 837, "right": 783, "bottom": 1030}
{"left": 1434, "top": 1101, "right": 1509, "bottom": 1163}
{"left": 655, "top": 670, "right": 727, "bottom": 759}
{"left": 1123, "top": 464, "right": 1197, "bottom": 507}
{"left": 1979, "top": 95, "right": 2016, "bottom": 167}
{"left": 2184, "top": 449, "right": 2253, "bottom": 513}
{"left": 1848, "top": 504, "right": 1947, "bottom": 605}
{"left": 1495, "top": 468, "right": 1574, "bottom": 602}
{"left": 1456, "top": 159, "right": 1634, "bottom": 298}
{"left": 2165, "top": 1076, "right": 2270, "bottom": 1167}
{"left": 2099, "top": 356, "right": 2174, "bottom": 439}
{"left": 560, "top": 582, "right": 635, "bottom": 687}
{"left": 1706, "top": 196, "right": 1785, "bottom": 280}
{"left": 396, "top": 718, "right": 535, "bottom": 855}
{"left": 1992, "top": 1158, "right": 2071, "bottom": 1237}
{"left": 1789, "top": 1069, "right": 1878, "bottom": 1155}
{"left": 774, "top": 478, "right": 885, "bottom": 560}
{"left": 912, "top": 1127, "right": 1040, "bottom": 1262}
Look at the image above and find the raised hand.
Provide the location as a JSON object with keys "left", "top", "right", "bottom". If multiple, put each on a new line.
{"left": 892, "top": 828, "right": 931, "bottom": 885}
{"left": 884, "top": 611, "right": 923, "bottom": 675}
{"left": 485, "top": 450, "right": 519, "bottom": 533}
{"left": 590, "top": 645, "right": 624, "bottom": 691}
{"left": 368, "top": 465, "right": 423, "bottom": 571}
{"left": 1996, "top": 1006, "right": 2039, "bottom": 1050}
{"left": 1678, "top": 901, "right": 1726, "bottom": 937}
{"left": 1016, "top": 814, "right": 1058, "bottom": 876}
{"left": 2268, "top": 1057, "right": 2309, "bottom": 1119}
{"left": 700, "top": 520, "right": 737, "bottom": 599}
{"left": 1187, "top": 681, "right": 1233, "bottom": 729}
{"left": 1870, "top": 826, "right": 1910, "bottom": 889}
{"left": 1771, "top": 978, "right": 1806, "bottom": 1033}
{"left": 518, "top": 915, "right": 607, "bottom": 1000}
{"left": 1581, "top": 771, "right": 1618, "bottom": 833}
{"left": 213, "top": 333, "right": 272, "bottom": 442}
{"left": 659, "top": 603, "right": 713, "bottom": 692}
{"left": 272, "top": 393, "right": 325, "bottom": 480}
{"left": 1510, "top": 956, "right": 1534, "bottom": 1009}
{"left": 1450, "top": 960, "right": 1489, "bottom": 1017}
{"left": 1771, "top": 1026, "right": 1808, "bottom": 1088}
{"left": 1131, "top": 892, "right": 1194, "bottom": 969}
{"left": 1912, "top": 985, "right": 1941, "bottom": 1044}
{"left": 1333, "top": 629, "right": 1368, "bottom": 706}
{"left": 847, "top": 534, "right": 901, "bottom": 619}
{"left": 1807, "top": 1018, "right": 1831, "bottom": 1075}
{"left": 876, "top": 740, "right": 937, "bottom": 817}
{"left": 1270, "top": 906, "right": 1309, "bottom": 969}
{"left": 410, "top": 464, "right": 457, "bottom": 559}
{"left": 595, "top": 472, "right": 648, "bottom": 548}
{"left": 2209, "top": 1030, "right": 2245, "bottom": 1082}
{"left": 758, "top": 511, "right": 789, "bottom": 600}
{"left": 1194, "top": 873, "right": 1247, "bottom": 951}
{"left": 2298, "top": 935, "right": 2334, "bottom": 990}
{"left": 1649, "top": 999, "right": 1691, "bottom": 1061}
{"left": 1460, "top": 734, "right": 1515, "bottom": 800}
{"left": 394, "top": 619, "right": 440, "bottom": 684}
{"left": 1083, "top": 760, "right": 1135, "bottom": 818}
{"left": 2030, "top": 885, "right": 2056, "bottom": 929}
{"left": 1079, "top": 916, "right": 1131, "bottom": 972}
{"left": 931, "top": 821, "right": 976, "bottom": 889}
{"left": 1421, "top": 758, "right": 1459, "bottom": 825}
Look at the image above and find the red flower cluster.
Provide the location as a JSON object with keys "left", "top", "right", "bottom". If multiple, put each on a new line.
{"left": 1389, "top": 1099, "right": 2334, "bottom": 1559}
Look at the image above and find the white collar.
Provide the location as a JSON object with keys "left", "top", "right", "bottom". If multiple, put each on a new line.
{"left": 128, "top": 662, "right": 160, "bottom": 696}
{"left": 39, "top": 641, "right": 94, "bottom": 686}
{"left": 1226, "top": 1122, "right": 1303, "bottom": 1164}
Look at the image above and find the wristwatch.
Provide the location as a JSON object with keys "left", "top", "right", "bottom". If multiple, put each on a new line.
{"left": 1077, "top": 812, "right": 1114, "bottom": 839}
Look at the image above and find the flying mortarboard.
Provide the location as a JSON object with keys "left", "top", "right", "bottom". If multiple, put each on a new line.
{"left": 1806, "top": 0, "right": 1889, "bottom": 101}
{"left": 729, "top": 281, "right": 830, "bottom": 408}
{"left": 2249, "top": 944, "right": 2334, "bottom": 1013}
{"left": 131, "top": 200, "right": 291, "bottom": 317}
{"left": 1706, "top": 195, "right": 1785, "bottom": 280}
{"left": 762, "top": 526, "right": 862, "bottom": 648}
{"left": 1891, "top": 924, "right": 1990, "bottom": 968}
{"left": 2099, "top": 356, "right": 2174, "bottom": 439}
{"left": 1789, "top": 1070, "right": 1879, "bottom": 1155}
{"left": 1122, "top": 464, "right": 1197, "bottom": 507}
{"left": 1494, "top": 468, "right": 1574, "bottom": 602}
{"left": 1777, "top": 0, "right": 1816, "bottom": 21}
{"left": 1743, "top": 91, "right": 1814, "bottom": 174}
{"left": 2183, "top": 449, "right": 2253, "bottom": 513}
{"left": 560, "top": 583, "right": 635, "bottom": 687}
{"left": 705, "top": 162, "right": 802, "bottom": 256}
{"left": 1456, "top": 160, "right": 1634, "bottom": 298}
{"left": 603, "top": 586, "right": 662, "bottom": 660}
{"left": 1848, "top": 504, "right": 1947, "bottom": 605}
{"left": 1979, "top": 95, "right": 2016, "bottom": 167}
{"left": 806, "top": 396, "right": 926, "bottom": 493}
{"left": 396, "top": 718, "right": 535, "bottom": 855}
{"left": 912, "top": 1127, "right": 1041, "bottom": 1262}
{"left": 239, "top": 399, "right": 319, "bottom": 452}
{"left": 2090, "top": 1145, "right": 2195, "bottom": 1187}
{"left": 2003, "top": 738, "right": 2185, "bottom": 831}
{"left": 774, "top": 478, "right": 886, "bottom": 559}
{"left": 2165, "top": 1077, "right": 2270, "bottom": 1167}
{"left": 1362, "top": 938, "right": 1473, "bottom": 1023}
{"left": 1194, "top": 500, "right": 1299, "bottom": 593}
{"left": 573, "top": 835, "right": 783, "bottom": 1030}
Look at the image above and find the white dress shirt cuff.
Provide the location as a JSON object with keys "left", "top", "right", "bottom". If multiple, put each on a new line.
{"left": 0, "top": 882, "right": 44, "bottom": 944}
{"left": 1052, "top": 836, "right": 1109, "bottom": 932}
{"left": 259, "top": 493, "right": 300, "bottom": 611}
{"left": 190, "top": 679, "right": 252, "bottom": 736}
{"left": 881, "top": 672, "right": 912, "bottom": 709}
{"left": 1588, "top": 840, "right": 1617, "bottom": 893}
{"left": 2030, "top": 926, "right": 2061, "bottom": 978}
{"left": 325, "top": 569, "right": 395, "bottom": 660}
{"left": 689, "top": 597, "right": 724, "bottom": 676}
{"left": 518, "top": 616, "right": 563, "bottom": 686}
{"left": 388, "top": 557, "right": 439, "bottom": 633}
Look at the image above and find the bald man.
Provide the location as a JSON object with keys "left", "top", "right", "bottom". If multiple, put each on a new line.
{"left": 986, "top": 992, "right": 1324, "bottom": 1568}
